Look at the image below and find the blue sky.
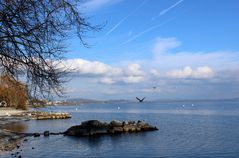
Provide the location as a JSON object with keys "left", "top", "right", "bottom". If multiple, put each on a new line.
{"left": 61, "top": 0, "right": 239, "bottom": 100}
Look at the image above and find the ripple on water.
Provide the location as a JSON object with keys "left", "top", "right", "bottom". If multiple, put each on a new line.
{"left": 2, "top": 101, "right": 239, "bottom": 158}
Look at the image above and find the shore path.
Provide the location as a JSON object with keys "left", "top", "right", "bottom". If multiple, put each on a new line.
{"left": 0, "top": 108, "right": 25, "bottom": 117}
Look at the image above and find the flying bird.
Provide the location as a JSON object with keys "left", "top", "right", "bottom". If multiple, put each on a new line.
{"left": 136, "top": 97, "right": 146, "bottom": 103}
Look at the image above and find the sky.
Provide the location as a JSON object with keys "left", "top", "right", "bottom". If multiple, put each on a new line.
{"left": 61, "top": 0, "right": 239, "bottom": 100}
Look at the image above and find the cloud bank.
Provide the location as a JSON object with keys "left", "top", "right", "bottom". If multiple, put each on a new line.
{"left": 63, "top": 37, "right": 239, "bottom": 99}
{"left": 60, "top": 59, "right": 145, "bottom": 84}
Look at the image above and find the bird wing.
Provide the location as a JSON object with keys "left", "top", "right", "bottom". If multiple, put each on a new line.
{"left": 136, "top": 97, "right": 140, "bottom": 101}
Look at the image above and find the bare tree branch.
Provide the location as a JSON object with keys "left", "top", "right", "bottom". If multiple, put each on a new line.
{"left": 0, "top": 0, "right": 99, "bottom": 99}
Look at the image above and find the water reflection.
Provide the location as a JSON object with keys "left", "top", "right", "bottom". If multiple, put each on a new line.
{"left": 4, "top": 122, "right": 28, "bottom": 133}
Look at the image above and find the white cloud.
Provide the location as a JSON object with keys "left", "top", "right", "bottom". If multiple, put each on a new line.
{"left": 64, "top": 37, "right": 239, "bottom": 99}
{"left": 123, "top": 75, "right": 145, "bottom": 83}
{"left": 61, "top": 58, "right": 122, "bottom": 76}
{"left": 142, "top": 88, "right": 161, "bottom": 93}
{"left": 150, "top": 69, "right": 161, "bottom": 77}
{"left": 126, "top": 63, "right": 144, "bottom": 76}
{"left": 153, "top": 37, "right": 181, "bottom": 57}
{"left": 122, "top": 64, "right": 145, "bottom": 83}
{"left": 151, "top": 37, "right": 239, "bottom": 70}
{"left": 99, "top": 77, "right": 115, "bottom": 84}
{"left": 167, "top": 66, "right": 214, "bottom": 79}
{"left": 61, "top": 59, "right": 145, "bottom": 84}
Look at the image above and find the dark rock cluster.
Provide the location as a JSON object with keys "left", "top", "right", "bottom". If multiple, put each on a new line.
{"left": 64, "top": 120, "right": 158, "bottom": 137}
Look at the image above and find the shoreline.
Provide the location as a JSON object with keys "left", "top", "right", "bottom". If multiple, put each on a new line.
{"left": 0, "top": 108, "right": 27, "bottom": 153}
{"left": 0, "top": 107, "right": 71, "bottom": 154}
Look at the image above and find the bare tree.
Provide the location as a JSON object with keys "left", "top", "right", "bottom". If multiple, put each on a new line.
{"left": 0, "top": 0, "right": 98, "bottom": 99}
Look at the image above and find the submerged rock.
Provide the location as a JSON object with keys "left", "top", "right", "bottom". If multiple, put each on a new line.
{"left": 64, "top": 120, "right": 158, "bottom": 137}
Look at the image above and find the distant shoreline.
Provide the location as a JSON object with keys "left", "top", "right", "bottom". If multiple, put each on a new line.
{"left": 42, "top": 98, "right": 239, "bottom": 107}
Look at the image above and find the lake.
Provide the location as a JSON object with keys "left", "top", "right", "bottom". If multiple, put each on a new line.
{"left": 2, "top": 100, "right": 239, "bottom": 157}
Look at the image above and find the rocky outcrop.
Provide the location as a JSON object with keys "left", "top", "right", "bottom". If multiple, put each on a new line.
{"left": 22, "top": 111, "right": 71, "bottom": 120}
{"left": 64, "top": 120, "right": 158, "bottom": 137}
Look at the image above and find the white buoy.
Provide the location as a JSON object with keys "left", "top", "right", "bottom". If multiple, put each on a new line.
{"left": 192, "top": 104, "right": 194, "bottom": 106}
{"left": 182, "top": 105, "right": 185, "bottom": 107}
{"left": 117, "top": 106, "right": 120, "bottom": 110}
{"left": 76, "top": 108, "right": 78, "bottom": 111}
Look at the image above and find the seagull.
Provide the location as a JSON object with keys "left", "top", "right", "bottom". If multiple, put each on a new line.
{"left": 182, "top": 105, "right": 185, "bottom": 107}
{"left": 136, "top": 97, "right": 145, "bottom": 103}
{"left": 117, "top": 106, "right": 120, "bottom": 110}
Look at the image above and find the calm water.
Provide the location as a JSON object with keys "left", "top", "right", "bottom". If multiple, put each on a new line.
{"left": 2, "top": 100, "right": 239, "bottom": 157}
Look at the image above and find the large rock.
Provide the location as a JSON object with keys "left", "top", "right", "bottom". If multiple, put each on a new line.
{"left": 64, "top": 120, "right": 109, "bottom": 136}
{"left": 111, "top": 127, "right": 123, "bottom": 133}
{"left": 110, "top": 120, "right": 122, "bottom": 127}
{"left": 123, "top": 124, "right": 136, "bottom": 132}
{"left": 64, "top": 125, "right": 90, "bottom": 136}
{"left": 64, "top": 120, "right": 158, "bottom": 137}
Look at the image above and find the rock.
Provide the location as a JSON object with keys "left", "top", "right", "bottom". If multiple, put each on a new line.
{"left": 110, "top": 120, "right": 122, "bottom": 127}
{"left": 128, "top": 121, "right": 136, "bottom": 125}
{"left": 136, "top": 121, "right": 156, "bottom": 130}
{"left": 64, "top": 120, "right": 158, "bottom": 137}
{"left": 122, "top": 121, "right": 128, "bottom": 126}
{"left": 136, "top": 120, "right": 145, "bottom": 127}
{"left": 64, "top": 125, "right": 90, "bottom": 136}
{"left": 123, "top": 124, "right": 136, "bottom": 132}
{"left": 24, "top": 111, "right": 71, "bottom": 120}
{"left": 140, "top": 123, "right": 158, "bottom": 131}
{"left": 43, "top": 131, "right": 50, "bottom": 137}
{"left": 33, "top": 133, "right": 40, "bottom": 137}
{"left": 81, "top": 120, "right": 103, "bottom": 127}
{"left": 111, "top": 127, "right": 123, "bottom": 133}
{"left": 65, "top": 120, "right": 109, "bottom": 136}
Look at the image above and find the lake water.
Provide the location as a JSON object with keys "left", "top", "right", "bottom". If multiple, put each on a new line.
{"left": 2, "top": 100, "right": 239, "bottom": 157}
